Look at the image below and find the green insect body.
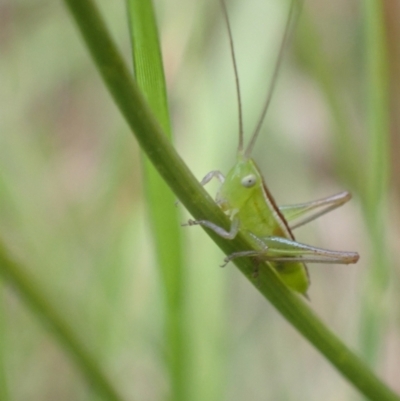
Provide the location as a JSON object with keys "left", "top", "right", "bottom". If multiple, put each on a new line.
{"left": 216, "top": 157, "right": 309, "bottom": 294}
{"left": 185, "top": 0, "right": 359, "bottom": 296}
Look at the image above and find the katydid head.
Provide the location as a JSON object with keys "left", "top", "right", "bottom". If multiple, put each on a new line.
{"left": 216, "top": 158, "right": 262, "bottom": 212}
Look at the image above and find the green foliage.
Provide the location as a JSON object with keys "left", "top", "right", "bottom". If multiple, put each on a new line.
{"left": 0, "top": 0, "right": 398, "bottom": 401}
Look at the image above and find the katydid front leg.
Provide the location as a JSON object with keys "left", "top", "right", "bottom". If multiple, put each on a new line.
{"left": 182, "top": 170, "right": 231, "bottom": 234}
{"left": 200, "top": 170, "right": 225, "bottom": 186}
{"left": 176, "top": 170, "right": 225, "bottom": 207}
{"left": 183, "top": 169, "right": 231, "bottom": 233}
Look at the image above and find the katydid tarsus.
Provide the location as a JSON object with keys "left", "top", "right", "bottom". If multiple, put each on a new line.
{"left": 185, "top": 0, "right": 359, "bottom": 296}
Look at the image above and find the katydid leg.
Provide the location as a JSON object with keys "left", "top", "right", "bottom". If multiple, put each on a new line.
{"left": 200, "top": 170, "right": 225, "bottom": 186}
{"left": 183, "top": 217, "right": 240, "bottom": 239}
{"left": 176, "top": 170, "right": 225, "bottom": 206}
{"left": 224, "top": 235, "right": 359, "bottom": 264}
{"left": 279, "top": 191, "right": 351, "bottom": 229}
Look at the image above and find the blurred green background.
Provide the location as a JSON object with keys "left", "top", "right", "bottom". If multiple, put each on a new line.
{"left": 0, "top": 0, "right": 399, "bottom": 400}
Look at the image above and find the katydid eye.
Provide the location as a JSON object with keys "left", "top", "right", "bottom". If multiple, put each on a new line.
{"left": 241, "top": 174, "right": 257, "bottom": 188}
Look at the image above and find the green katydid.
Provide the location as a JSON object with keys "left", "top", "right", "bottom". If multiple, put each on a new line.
{"left": 185, "top": 0, "right": 359, "bottom": 296}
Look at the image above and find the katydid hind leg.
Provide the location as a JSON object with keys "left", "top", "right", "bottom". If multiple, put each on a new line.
{"left": 224, "top": 235, "right": 359, "bottom": 265}
{"left": 221, "top": 249, "right": 267, "bottom": 267}
{"left": 262, "top": 236, "right": 359, "bottom": 264}
{"left": 279, "top": 191, "right": 352, "bottom": 229}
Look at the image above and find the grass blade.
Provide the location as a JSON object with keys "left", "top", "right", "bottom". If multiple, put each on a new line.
{"left": 359, "top": 0, "right": 391, "bottom": 364}
{"left": 126, "top": 1, "right": 188, "bottom": 400}
{"left": 0, "top": 283, "right": 8, "bottom": 401}
{"left": 296, "top": 0, "right": 391, "bottom": 368}
{"left": 0, "top": 242, "right": 124, "bottom": 401}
